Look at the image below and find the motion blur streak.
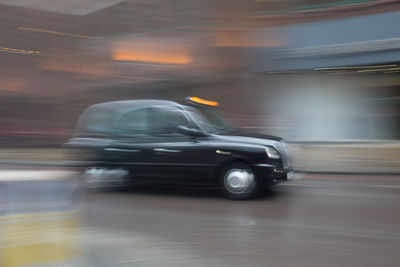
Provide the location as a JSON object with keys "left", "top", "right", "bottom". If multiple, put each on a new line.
{"left": 314, "top": 64, "right": 398, "bottom": 70}
{"left": 0, "top": 46, "right": 40, "bottom": 54}
{"left": 18, "top": 27, "right": 102, "bottom": 39}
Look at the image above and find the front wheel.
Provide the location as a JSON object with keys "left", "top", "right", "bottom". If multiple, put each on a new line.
{"left": 219, "top": 162, "right": 260, "bottom": 200}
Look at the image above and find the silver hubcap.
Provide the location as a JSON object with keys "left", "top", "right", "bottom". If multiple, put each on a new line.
{"left": 224, "top": 168, "right": 255, "bottom": 194}
{"left": 83, "top": 167, "right": 129, "bottom": 189}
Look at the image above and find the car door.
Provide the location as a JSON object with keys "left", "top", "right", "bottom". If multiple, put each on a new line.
{"left": 148, "top": 106, "right": 214, "bottom": 184}
{"left": 104, "top": 107, "right": 157, "bottom": 180}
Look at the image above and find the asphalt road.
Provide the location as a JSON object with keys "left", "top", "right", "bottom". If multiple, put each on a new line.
{"left": 81, "top": 174, "right": 400, "bottom": 267}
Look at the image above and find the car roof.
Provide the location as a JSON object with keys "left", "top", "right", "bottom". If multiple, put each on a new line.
{"left": 74, "top": 100, "right": 186, "bottom": 137}
{"left": 88, "top": 99, "right": 182, "bottom": 112}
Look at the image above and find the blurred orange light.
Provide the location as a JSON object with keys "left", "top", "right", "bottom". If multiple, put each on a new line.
{"left": 188, "top": 97, "right": 219, "bottom": 107}
{"left": 113, "top": 51, "right": 192, "bottom": 64}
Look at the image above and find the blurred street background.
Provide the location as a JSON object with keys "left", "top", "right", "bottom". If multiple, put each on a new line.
{"left": 1, "top": 0, "right": 400, "bottom": 266}
{"left": 0, "top": 0, "right": 400, "bottom": 172}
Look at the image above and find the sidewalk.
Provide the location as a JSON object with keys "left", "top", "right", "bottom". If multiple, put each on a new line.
{"left": 289, "top": 142, "right": 400, "bottom": 174}
{"left": 0, "top": 143, "right": 400, "bottom": 174}
{"left": 0, "top": 148, "right": 85, "bottom": 167}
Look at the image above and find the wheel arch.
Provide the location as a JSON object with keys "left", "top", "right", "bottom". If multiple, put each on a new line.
{"left": 212, "top": 156, "right": 253, "bottom": 183}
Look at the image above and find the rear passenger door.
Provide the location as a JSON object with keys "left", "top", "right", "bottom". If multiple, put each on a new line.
{"left": 105, "top": 107, "right": 156, "bottom": 179}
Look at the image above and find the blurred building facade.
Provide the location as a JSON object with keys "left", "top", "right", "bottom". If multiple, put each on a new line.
{"left": 1, "top": 0, "right": 400, "bottom": 145}
{"left": 251, "top": 8, "right": 400, "bottom": 140}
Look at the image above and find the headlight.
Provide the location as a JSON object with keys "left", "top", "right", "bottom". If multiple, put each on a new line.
{"left": 265, "top": 146, "right": 280, "bottom": 159}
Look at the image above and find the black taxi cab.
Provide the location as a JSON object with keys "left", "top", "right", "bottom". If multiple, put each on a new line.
{"left": 66, "top": 97, "right": 292, "bottom": 199}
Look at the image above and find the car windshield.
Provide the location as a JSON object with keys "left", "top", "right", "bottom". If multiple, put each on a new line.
{"left": 184, "top": 106, "right": 232, "bottom": 134}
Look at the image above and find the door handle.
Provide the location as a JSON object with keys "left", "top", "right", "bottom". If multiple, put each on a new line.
{"left": 154, "top": 148, "right": 181, "bottom": 153}
{"left": 216, "top": 150, "right": 231, "bottom": 155}
{"left": 105, "top": 148, "right": 140, "bottom": 153}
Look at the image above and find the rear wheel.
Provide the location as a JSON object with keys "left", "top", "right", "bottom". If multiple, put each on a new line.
{"left": 219, "top": 162, "right": 259, "bottom": 200}
{"left": 82, "top": 167, "right": 130, "bottom": 190}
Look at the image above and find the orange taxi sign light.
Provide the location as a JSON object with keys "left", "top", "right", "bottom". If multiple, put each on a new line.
{"left": 187, "top": 97, "right": 219, "bottom": 107}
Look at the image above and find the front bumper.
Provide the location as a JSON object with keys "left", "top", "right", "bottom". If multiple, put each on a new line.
{"left": 252, "top": 163, "right": 292, "bottom": 186}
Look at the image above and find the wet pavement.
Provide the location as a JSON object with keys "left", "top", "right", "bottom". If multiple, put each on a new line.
{"left": 82, "top": 174, "right": 400, "bottom": 267}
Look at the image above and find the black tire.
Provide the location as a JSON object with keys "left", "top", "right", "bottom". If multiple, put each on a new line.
{"left": 219, "top": 162, "right": 260, "bottom": 200}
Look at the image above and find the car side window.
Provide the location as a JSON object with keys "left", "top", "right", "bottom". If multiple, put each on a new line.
{"left": 77, "top": 109, "right": 114, "bottom": 136}
{"left": 151, "top": 107, "right": 193, "bottom": 136}
{"left": 115, "top": 108, "right": 151, "bottom": 136}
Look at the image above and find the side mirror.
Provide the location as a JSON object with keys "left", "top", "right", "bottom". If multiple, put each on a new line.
{"left": 176, "top": 125, "right": 205, "bottom": 137}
